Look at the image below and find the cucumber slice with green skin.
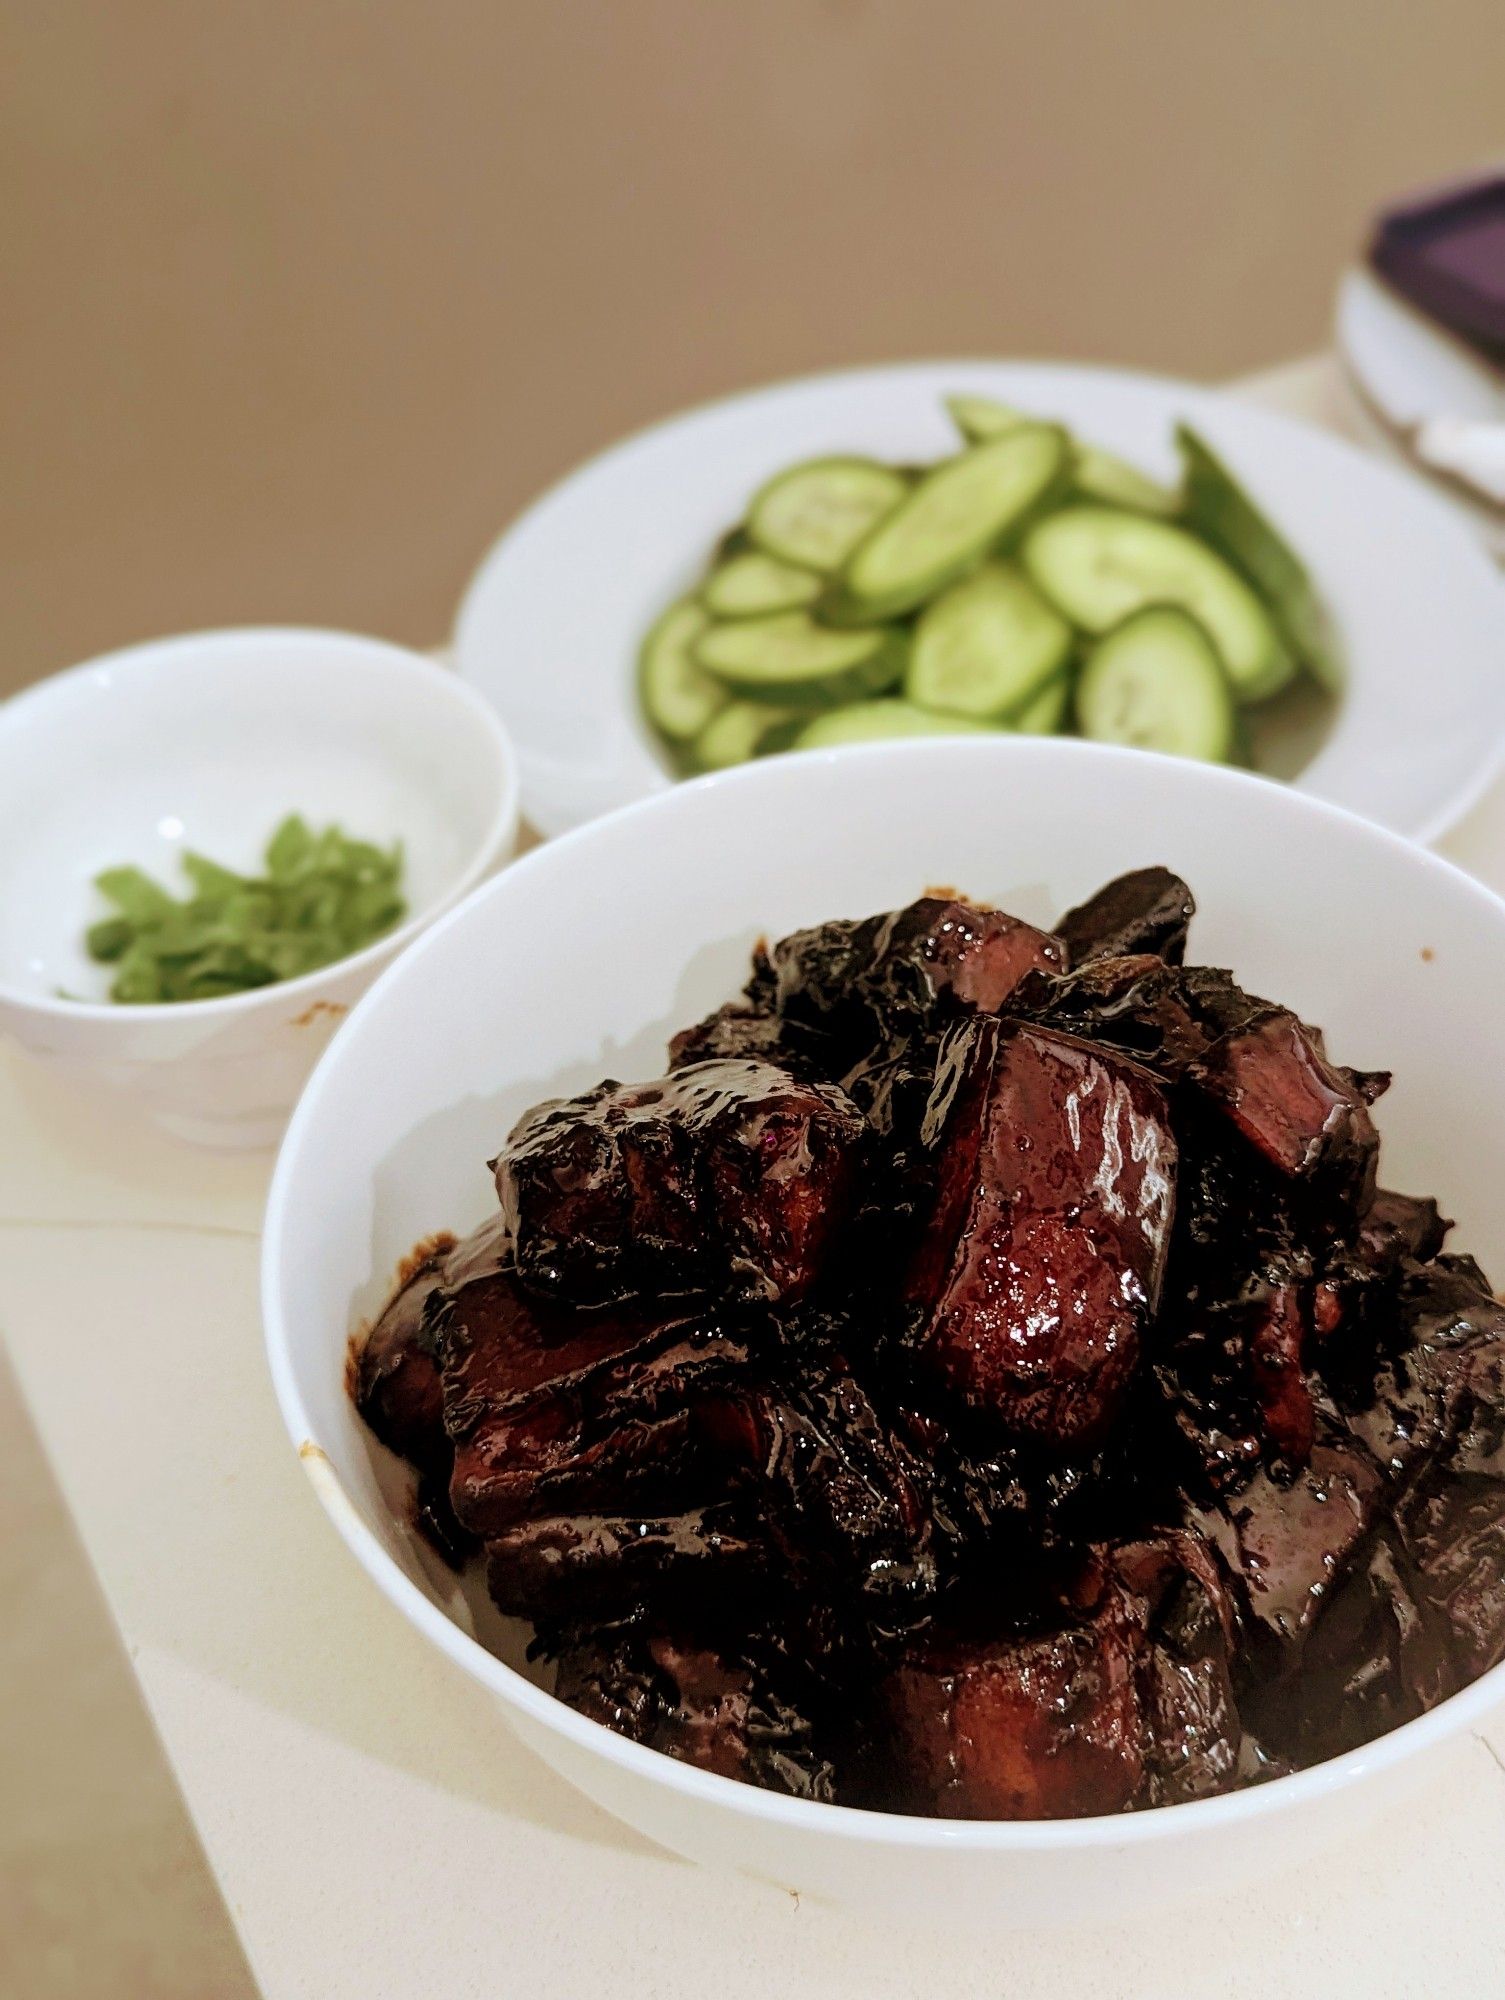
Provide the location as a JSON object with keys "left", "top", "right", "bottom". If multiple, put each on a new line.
{"left": 946, "top": 395, "right": 1177, "bottom": 514}
{"left": 693, "top": 611, "right": 906, "bottom": 707}
{"left": 1075, "top": 607, "right": 1236, "bottom": 763}
{"left": 791, "top": 700, "right": 995, "bottom": 751}
{"left": 1022, "top": 506, "right": 1294, "bottom": 704}
{"left": 1008, "top": 672, "right": 1072, "bottom": 734}
{"left": 945, "top": 393, "right": 1027, "bottom": 442}
{"left": 747, "top": 458, "right": 908, "bottom": 572}
{"left": 1176, "top": 423, "right": 1342, "bottom": 693}
{"left": 1071, "top": 445, "right": 1179, "bottom": 515}
{"left": 841, "top": 424, "right": 1072, "bottom": 621}
{"left": 638, "top": 597, "right": 727, "bottom": 744}
{"left": 905, "top": 562, "right": 1073, "bottom": 720}
{"left": 690, "top": 699, "right": 799, "bottom": 771}
{"left": 701, "top": 550, "right": 822, "bottom": 619}
{"left": 809, "top": 579, "right": 900, "bottom": 629}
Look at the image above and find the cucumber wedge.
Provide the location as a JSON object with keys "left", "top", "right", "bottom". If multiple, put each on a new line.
{"left": 945, "top": 393, "right": 1027, "bottom": 442}
{"left": 638, "top": 597, "right": 727, "bottom": 743}
{"left": 1176, "top": 423, "right": 1342, "bottom": 692}
{"left": 693, "top": 611, "right": 906, "bottom": 707}
{"left": 1022, "top": 506, "right": 1294, "bottom": 704}
{"left": 1075, "top": 607, "right": 1236, "bottom": 763}
{"left": 747, "top": 458, "right": 908, "bottom": 572}
{"left": 1009, "top": 673, "right": 1072, "bottom": 734}
{"left": 1071, "top": 445, "right": 1179, "bottom": 515}
{"left": 842, "top": 424, "right": 1071, "bottom": 621}
{"left": 690, "top": 699, "right": 798, "bottom": 771}
{"left": 791, "top": 700, "right": 994, "bottom": 750}
{"left": 702, "top": 549, "right": 822, "bottom": 619}
{"left": 906, "top": 562, "right": 1073, "bottom": 720}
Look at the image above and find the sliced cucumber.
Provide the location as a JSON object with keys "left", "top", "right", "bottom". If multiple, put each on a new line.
{"left": 945, "top": 393, "right": 1027, "bottom": 442}
{"left": 693, "top": 611, "right": 906, "bottom": 707}
{"left": 1176, "top": 423, "right": 1342, "bottom": 692}
{"left": 702, "top": 549, "right": 822, "bottom": 619}
{"left": 1022, "top": 506, "right": 1294, "bottom": 704}
{"left": 842, "top": 424, "right": 1071, "bottom": 621}
{"left": 747, "top": 458, "right": 908, "bottom": 572}
{"left": 791, "top": 700, "right": 994, "bottom": 750}
{"left": 906, "top": 562, "right": 1073, "bottom": 720}
{"left": 1075, "top": 607, "right": 1236, "bottom": 763}
{"left": 690, "top": 699, "right": 798, "bottom": 771}
{"left": 638, "top": 597, "right": 727, "bottom": 743}
{"left": 1071, "top": 445, "right": 1179, "bottom": 515}
{"left": 1008, "top": 673, "right": 1072, "bottom": 734}
{"left": 712, "top": 524, "right": 755, "bottom": 563}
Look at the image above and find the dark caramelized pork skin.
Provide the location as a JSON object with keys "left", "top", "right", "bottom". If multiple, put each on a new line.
{"left": 770, "top": 896, "right": 1064, "bottom": 1050}
{"left": 494, "top": 1058, "right": 865, "bottom": 1309}
{"left": 907, "top": 1018, "right": 1177, "bottom": 1450}
{"left": 550, "top": 1621, "right": 837, "bottom": 1801}
{"left": 1055, "top": 866, "right": 1196, "bottom": 967}
{"left": 708, "top": 1345, "right": 938, "bottom": 1629}
{"left": 486, "top": 1502, "right": 765, "bottom": 1620}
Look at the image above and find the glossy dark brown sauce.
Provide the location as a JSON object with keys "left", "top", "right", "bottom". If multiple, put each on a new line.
{"left": 352, "top": 873, "right": 1505, "bottom": 1817}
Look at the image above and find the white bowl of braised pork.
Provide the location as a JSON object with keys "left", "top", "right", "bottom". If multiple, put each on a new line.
{"left": 264, "top": 737, "right": 1505, "bottom": 1921}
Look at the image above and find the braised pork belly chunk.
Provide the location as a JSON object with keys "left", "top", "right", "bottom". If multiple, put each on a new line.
{"left": 353, "top": 873, "right": 1505, "bottom": 1817}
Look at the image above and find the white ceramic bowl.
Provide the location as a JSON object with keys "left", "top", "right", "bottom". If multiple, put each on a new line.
{"left": 0, "top": 629, "right": 519, "bottom": 1147}
{"left": 453, "top": 359, "right": 1505, "bottom": 842}
{"left": 264, "top": 739, "right": 1505, "bottom": 1922}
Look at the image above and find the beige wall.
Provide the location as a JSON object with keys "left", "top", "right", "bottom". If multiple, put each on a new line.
{"left": 4, "top": 1, "right": 1502, "bottom": 693}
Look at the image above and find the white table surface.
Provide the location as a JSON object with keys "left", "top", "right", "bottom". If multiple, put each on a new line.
{"left": 6, "top": 355, "right": 1505, "bottom": 1999}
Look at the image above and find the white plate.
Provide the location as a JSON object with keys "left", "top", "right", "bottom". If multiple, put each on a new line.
{"left": 1336, "top": 267, "right": 1505, "bottom": 557}
{"left": 453, "top": 360, "right": 1505, "bottom": 843}
{"left": 265, "top": 738, "right": 1505, "bottom": 1922}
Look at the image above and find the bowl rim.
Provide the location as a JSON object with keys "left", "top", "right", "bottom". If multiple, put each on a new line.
{"left": 452, "top": 352, "right": 1505, "bottom": 848}
{"left": 264, "top": 736, "right": 1505, "bottom": 1851}
{"left": 0, "top": 625, "right": 521, "bottom": 1023}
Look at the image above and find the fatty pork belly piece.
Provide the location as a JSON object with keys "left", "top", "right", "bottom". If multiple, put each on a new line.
{"left": 432, "top": 1264, "right": 752, "bottom": 1540}
{"left": 1358, "top": 1258, "right": 1505, "bottom": 1670}
{"left": 1189, "top": 1431, "right": 1385, "bottom": 1658}
{"left": 354, "top": 1213, "right": 512, "bottom": 1469}
{"left": 907, "top": 1017, "right": 1178, "bottom": 1451}
{"left": 551, "top": 1623, "right": 836, "bottom": 1801}
{"left": 666, "top": 1004, "right": 805, "bottom": 1074}
{"left": 879, "top": 1530, "right": 1243, "bottom": 1818}
{"left": 495, "top": 1058, "right": 865, "bottom": 1308}
{"left": 1055, "top": 867, "right": 1196, "bottom": 967}
{"left": 486, "top": 1500, "right": 765, "bottom": 1620}
{"left": 1247, "top": 1259, "right": 1505, "bottom": 1761}
{"left": 1185, "top": 1005, "right": 1379, "bottom": 1224}
{"left": 353, "top": 1213, "right": 511, "bottom": 1564}
{"left": 769, "top": 896, "right": 1066, "bottom": 1047}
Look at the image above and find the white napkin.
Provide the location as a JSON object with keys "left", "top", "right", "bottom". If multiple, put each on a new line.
{"left": 1412, "top": 417, "right": 1505, "bottom": 508}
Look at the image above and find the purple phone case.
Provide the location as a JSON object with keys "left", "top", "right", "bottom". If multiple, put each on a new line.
{"left": 1369, "top": 174, "right": 1505, "bottom": 368}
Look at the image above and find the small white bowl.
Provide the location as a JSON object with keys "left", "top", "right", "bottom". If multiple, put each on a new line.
{"left": 0, "top": 629, "right": 518, "bottom": 1147}
{"left": 264, "top": 738, "right": 1505, "bottom": 1922}
{"left": 453, "top": 358, "right": 1505, "bottom": 842}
